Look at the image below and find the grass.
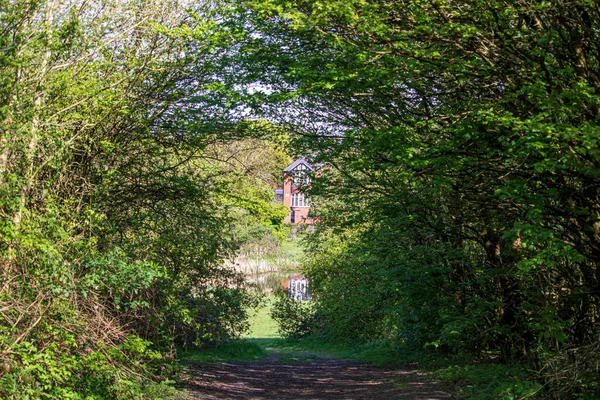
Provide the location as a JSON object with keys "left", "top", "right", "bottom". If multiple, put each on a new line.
{"left": 257, "top": 238, "right": 305, "bottom": 272}
{"left": 243, "top": 298, "right": 402, "bottom": 366}
{"left": 235, "top": 237, "right": 305, "bottom": 276}
{"left": 280, "top": 238, "right": 305, "bottom": 264}
{"left": 267, "top": 337, "right": 407, "bottom": 366}
{"left": 178, "top": 235, "right": 308, "bottom": 365}
{"left": 179, "top": 340, "right": 267, "bottom": 364}
{"left": 244, "top": 298, "right": 281, "bottom": 340}
{"left": 179, "top": 299, "right": 281, "bottom": 365}
{"left": 243, "top": 299, "right": 404, "bottom": 366}
{"left": 180, "top": 228, "right": 540, "bottom": 399}
{"left": 239, "top": 300, "right": 541, "bottom": 399}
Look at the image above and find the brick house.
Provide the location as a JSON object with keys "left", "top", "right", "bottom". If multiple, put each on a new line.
{"left": 276, "top": 158, "right": 315, "bottom": 224}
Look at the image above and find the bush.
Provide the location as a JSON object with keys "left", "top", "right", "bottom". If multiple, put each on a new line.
{"left": 435, "top": 363, "right": 540, "bottom": 400}
{"left": 270, "top": 292, "right": 317, "bottom": 339}
{"left": 537, "top": 338, "right": 600, "bottom": 399}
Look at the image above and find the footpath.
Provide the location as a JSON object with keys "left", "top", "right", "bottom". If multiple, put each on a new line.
{"left": 179, "top": 346, "right": 449, "bottom": 400}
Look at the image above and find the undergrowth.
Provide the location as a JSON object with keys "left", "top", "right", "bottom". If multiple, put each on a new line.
{"left": 433, "top": 363, "right": 541, "bottom": 399}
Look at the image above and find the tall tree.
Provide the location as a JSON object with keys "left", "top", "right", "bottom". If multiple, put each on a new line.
{"left": 0, "top": 1, "right": 271, "bottom": 397}
{"left": 215, "top": 1, "right": 600, "bottom": 396}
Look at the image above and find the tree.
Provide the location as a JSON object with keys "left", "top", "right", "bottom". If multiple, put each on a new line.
{"left": 214, "top": 1, "right": 600, "bottom": 396}
{"left": 0, "top": 1, "right": 274, "bottom": 397}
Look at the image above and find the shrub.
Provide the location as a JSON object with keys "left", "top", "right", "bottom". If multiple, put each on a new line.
{"left": 270, "top": 292, "right": 317, "bottom": 339}
{"left": 537, "top": 338, "right": 600, "bottom": 399}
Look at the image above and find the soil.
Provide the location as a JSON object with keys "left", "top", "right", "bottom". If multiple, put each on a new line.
{"left": 179, "top": 350, "right": 450, "bottom": 400}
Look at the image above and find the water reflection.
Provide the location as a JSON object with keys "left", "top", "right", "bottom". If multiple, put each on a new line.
{"left": 282, "top": 275, "right": 312, "bottom": 301}
{"left": 248, "top": 272, "right": 312, "bottom": 301}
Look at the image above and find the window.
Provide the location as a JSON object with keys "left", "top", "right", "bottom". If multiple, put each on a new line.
{"left": 291, "top": 193, "right": 309, "bottom": 207}
{"left": 291, "top": 164, "right": 311, "bottom": 187}
{"left": 274, "top": 188, "right": 283, "bottom": 202}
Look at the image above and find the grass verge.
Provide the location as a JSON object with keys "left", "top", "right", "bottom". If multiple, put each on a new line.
{"left": 179, "top": 340, "right": 268, "bottom": 364}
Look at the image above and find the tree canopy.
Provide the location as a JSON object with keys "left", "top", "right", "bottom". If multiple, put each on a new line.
{"left": 210, "top": 1, "right": 600, "bottom": 397}
{"left": 0, "top": 1, "right": 289, "bottom": 397}
{"left": 2, "top": 0, "right": 600, "bottom": 398}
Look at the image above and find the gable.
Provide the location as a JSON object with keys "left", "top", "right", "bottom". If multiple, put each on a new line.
{"left": 283, "top": 158, "right": 312, "bottom": 172}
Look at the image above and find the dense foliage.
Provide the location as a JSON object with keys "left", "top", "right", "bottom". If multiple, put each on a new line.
{"left": 4, "top": 0, "right": 600, "bottom": 398}
{"left": 215, "top": 1, "right": 600, "bottom": 397}
{"left": 0, "top": 1, "right": 287, "bottom": 398}
{"left": 271, "top": 290, "right": 317, "bottom": 339}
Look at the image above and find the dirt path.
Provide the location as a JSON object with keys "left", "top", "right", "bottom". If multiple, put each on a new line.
{"left": 179, "top": 350, "right": 450, "bottom": 399}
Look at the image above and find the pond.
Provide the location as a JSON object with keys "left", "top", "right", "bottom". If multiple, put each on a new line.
{"left": 247, "top": 271, "right": 312, "bottom": 301}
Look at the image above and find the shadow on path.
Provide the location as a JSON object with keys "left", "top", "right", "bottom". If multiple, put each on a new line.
{"left": 180, "top": 349, "right": 449, "bottom": 400}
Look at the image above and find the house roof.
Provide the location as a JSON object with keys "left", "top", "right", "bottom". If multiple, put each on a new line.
{"left": 283, "top": 158, "right": 312, "bottom": 172}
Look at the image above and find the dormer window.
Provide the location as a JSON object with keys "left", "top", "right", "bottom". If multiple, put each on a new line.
{"left": 292, "top": 170, "right": 309, "bottom": 187}
{"left": 291, "top": 163, "right": 310, "bottom": 187}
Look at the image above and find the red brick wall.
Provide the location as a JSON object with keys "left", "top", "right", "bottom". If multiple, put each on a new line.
{"left": 282, "top": 171, "right": 314, "bottom": 224}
